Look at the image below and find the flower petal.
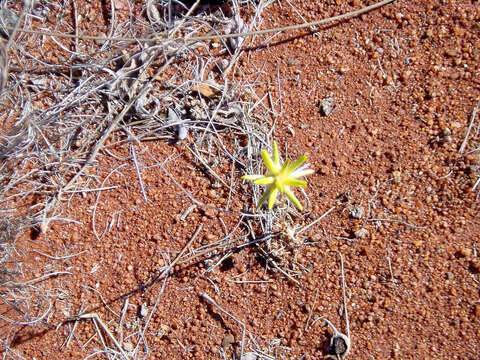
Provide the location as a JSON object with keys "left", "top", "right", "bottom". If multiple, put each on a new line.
{"left": 284, "top": 178, "right": 307, "bottom": 187}
{"left": 275, "top": 178, "right": 284, "bottom": 193}
{"left": 290, "top": 169, "right": 314, "bottom": 178}
{"left": 287, "top": 155, "right": 308, "bottom": 172}
{"left": 285, "top": 187, "right": 303, "bottom": 210}
{"left": 254, "top": 176, "right": 274, "bottom": 185}
{"left": 261, "top": 149, "right": 279, "bottom": 174}
{"left": 280, "top": 158, "right": 291, "bottom": 173}
{"left": 242, "top": 174, "right": 264, "bottom": 181}
{"left": 268, "top": 187, "right": 279, "bottom": 209}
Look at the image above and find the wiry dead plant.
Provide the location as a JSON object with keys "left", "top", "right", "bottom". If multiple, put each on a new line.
{"left": 0, "top": 0, "right": 272, "bottom": 357}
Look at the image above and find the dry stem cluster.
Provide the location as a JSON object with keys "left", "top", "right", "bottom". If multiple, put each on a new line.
{"left": 0, "top": 0, "right": 274, "bottom": 357}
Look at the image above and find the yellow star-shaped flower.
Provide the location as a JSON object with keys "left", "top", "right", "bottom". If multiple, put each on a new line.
{"left": 242, "top": 141, "right": 314, "bottom": 211}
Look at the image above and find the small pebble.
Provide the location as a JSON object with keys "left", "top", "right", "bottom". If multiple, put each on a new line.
{"left": 469, "top": 259, "right": 480, "bottom": 272}
{"left": 475, "top": 304, "right": 480, "bottom": 318}
{"left": 395, "top": 12, "right": 404, "bottom": 22}
{"left": 159, "top": 324, "right": 170, "bottom": 336}
{"left": 354, "top": 228, "right": 368, "bottom": 238}
{"left": 205, "top": 233, "right": 216, "bottom": 241}
{"left": 441, "top": 128, "right": 452, "bottom": 136}
{"left": 221, "top": 333, "right": 235, "bottom": 349}
{"left": 458, "top": 247, "right": 471, "bottom": 257}
{"left": 350, "top": 205, "right": 364, "bottom": 219}
{"left": 445, "top": 49, "right": 457, "bottom": 57}
{"left": 202, "top": 208, "right": 216, "bottom": 219}
{"left": 286, "top": 58, "right": 298, "bottom": 66}
{"left": 392, "top": 170, "right": 402, "bottom": 183}
{"left": 139, "top": 302, "right": 148, "bottom": 318}
{"left": 331, "top": 334, "right": 349, "bottom": 357}
{"left": 151, "top": 234, "right": 162, "bottom": 242}
{"left": 175, "top": 123, "right": 188, "bottom": 140}
{"left": 320, "top": 97, "right": 335, "bottom": 116}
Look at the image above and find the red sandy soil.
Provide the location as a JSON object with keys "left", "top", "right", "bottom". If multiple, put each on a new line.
{"left": 2, "top": 0, "right": 480, "bottom": 359}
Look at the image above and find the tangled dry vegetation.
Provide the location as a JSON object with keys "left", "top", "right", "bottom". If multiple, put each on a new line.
{"left": 0, "top": 0, "right": 281, "bottom": 353}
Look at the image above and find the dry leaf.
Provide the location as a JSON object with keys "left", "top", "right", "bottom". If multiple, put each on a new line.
{"left": 191, "top": 82, "right": 221, "bottom": 98}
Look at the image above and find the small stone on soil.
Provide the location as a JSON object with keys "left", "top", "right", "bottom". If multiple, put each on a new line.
{"left": 475, "top": 305, "right": 480, "bottom": 319}
{"left": 221, "top": 333, "right": 235, "bottom": 349}
{"left": 320, "top": 97, "right": 335, "bottom": 116}
{"left": 350, "top": 205, "right": 364, "bottom": 219}
{"left": 139, "top": 302, "right": 148, "bottom": 318}
{"left": 330, "top": 334, "right": 350, "bottom": 357}
{"left": 354, "top": 228, "right": 369, "bottom": 238}
{"left": 392, "top": 170, "right": 402, "bottom": 183}
{"left": 469, "top": 259, "right": 480, "bottom": 272}
{"left": 457, "top": 247, "right": 472, "bottom": 257}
